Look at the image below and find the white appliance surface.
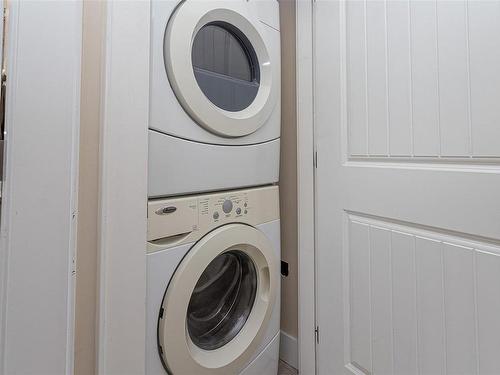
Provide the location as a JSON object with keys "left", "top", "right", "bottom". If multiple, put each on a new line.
{"left": 148, "top": 0, "right": 281, "bottom": 197}
{"left": 146, "top": 186, "right": 280, "bottom": 374}
{"left": 150, "top": 0, "right": 280, "bottom": 145}
{"left": 240, "top": 332, "right": 280, "bottom": 375}
{"left": 148, "top": 131, "right": 279, "bottom": 197}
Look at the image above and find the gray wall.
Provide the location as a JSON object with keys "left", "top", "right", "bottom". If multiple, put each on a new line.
{"left": 74, "top": 2, "right": 104, "bottom": 374}
{"left": 279, "top": 0, "right": 298, "bottom": 340}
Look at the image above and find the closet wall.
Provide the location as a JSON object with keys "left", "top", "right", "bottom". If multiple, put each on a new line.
{"left": 74, "top": 2, "right": 104, "bottom": 374}
{"left": 278, "top": 0, "right": 298, "bottom": 354}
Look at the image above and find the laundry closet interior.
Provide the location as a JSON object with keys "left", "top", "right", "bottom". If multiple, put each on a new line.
{"left": 76, "top": 1, "right": 299, "bottom": 375}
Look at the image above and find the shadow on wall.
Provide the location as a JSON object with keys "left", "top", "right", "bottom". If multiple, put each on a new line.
{"left": 278, "top": 0, "right": 298, "bottom": 369}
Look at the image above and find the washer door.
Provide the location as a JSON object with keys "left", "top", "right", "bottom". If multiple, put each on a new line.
{"left": 164, "top": 1, "right": 279, "bottom": 138}
{"left": 158, "top": 224, "right": 278, "bottom": 374}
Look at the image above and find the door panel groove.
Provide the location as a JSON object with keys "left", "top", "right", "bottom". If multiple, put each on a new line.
{"left": 346, "top": 211, "right": 500, "bottom": 250}
{"left": 343, "top": 0, "right": 500, "bottom": 160}
{"left": 345, "top": 214, "right": 500, "bottom": 375}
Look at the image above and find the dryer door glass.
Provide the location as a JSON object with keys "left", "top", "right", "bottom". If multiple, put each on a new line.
{"left": 187, "top": 250, "right": 257, "bottom": 350}
{"left": 191, "top": 22, "right": 260, "bottom": 112}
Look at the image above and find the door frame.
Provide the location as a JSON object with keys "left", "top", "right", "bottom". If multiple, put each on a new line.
{"left": 99, "top": 1, "right": 321, "bottom": 374}
{"left": 0, "top": 1, "right": 82, "bottom": 373}
{"left": 96, "top": 2, "right": 149, "bottom": 374}
{"left": 296, "top": 1, "right": 316, "bottom": 374}
{"left": 99, "top": 1, "right": 319, "bottom": 374}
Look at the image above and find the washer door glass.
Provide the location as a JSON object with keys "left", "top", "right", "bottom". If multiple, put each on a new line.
{"left": 187, "top": 250, "right": 257, "bottom": 350}
{"left": 191, "top": 22, "right": 260, "bottom": 112}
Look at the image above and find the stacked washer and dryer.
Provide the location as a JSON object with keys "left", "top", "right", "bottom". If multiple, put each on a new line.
{"left": 146, "top": 1, "right": 282, "bottom": 374}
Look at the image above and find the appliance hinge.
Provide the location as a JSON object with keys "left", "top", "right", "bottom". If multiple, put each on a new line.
{"left": 314, "top": 150, "right": 318, "bottom": 169}
{"left": 315, "top": 325, "right": 320, "bottom": 344}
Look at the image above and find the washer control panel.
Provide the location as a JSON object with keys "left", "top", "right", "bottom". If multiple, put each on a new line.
{"left": 147, "top": 185, "right": 279, "bottom": 249}
{"left": 205, "top": 193, "right": 248, "bottom": 221}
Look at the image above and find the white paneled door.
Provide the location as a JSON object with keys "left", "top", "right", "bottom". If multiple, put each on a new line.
{"left": 313, "top": 1, "right": 500, "bottom": 374}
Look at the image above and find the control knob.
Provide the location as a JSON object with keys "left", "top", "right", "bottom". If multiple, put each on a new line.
{"left": 222, "top": 199, "right": 233, "bottom": 214}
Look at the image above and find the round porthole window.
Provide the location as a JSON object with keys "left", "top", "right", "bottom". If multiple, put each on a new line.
{"left": 186, "top": 250, "right": 257, "bottom": 350}
{"left": 191, "top": 22, "right": 260, "bottom": 112}
{"left": 165, "top": 4, "right": 278, "bottom": 137}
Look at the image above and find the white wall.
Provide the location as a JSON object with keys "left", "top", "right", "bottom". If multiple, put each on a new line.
{"left": 0, "top": 1, "right": 82, "bottom": 373}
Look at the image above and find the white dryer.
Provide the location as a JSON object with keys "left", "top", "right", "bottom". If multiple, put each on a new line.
{"left": 149, "top": 0, "right": 281, "bottom": 197}
{"left": 146, "top": 186, "right": 281, "bottom": 374}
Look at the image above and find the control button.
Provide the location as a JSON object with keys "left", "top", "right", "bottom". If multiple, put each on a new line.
{"left": 236, "top": 208, "right": 242, "bottom": 215}
{"left": 213, "top": 212, "right": 219, "bottom": 220}
{"left": 244, "top": 203, "right": 248, "bottom": 207}
{"left": 222, "top": 199, "right": 233, "bottom": 214}
{"left": 244, "top": 210, "right": 248, "bottom": 214}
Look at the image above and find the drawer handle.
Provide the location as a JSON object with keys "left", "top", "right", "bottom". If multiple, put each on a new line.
{"left": 155, "top": 206, "right": 177, "bottom": 215}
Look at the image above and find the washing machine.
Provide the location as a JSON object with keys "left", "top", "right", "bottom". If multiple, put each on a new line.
{"left": 149, "top": 0, "right": 281, "bottom": 198}
{"left": 146, "top": 186, "right": 281, "bottom": 374}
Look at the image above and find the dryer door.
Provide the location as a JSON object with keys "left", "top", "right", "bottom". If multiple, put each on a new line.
{"left": 158, "top": 224, "right": 278, "bottom": 375}
{"left": 164, "top": 1, "right": 279, "bottom": 138}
